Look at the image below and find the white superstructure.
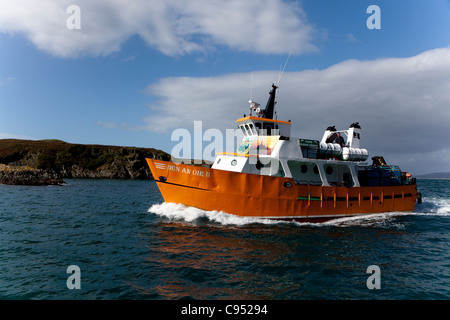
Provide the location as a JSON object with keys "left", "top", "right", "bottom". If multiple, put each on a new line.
{"left": 212, "top": 84, "right": 370, "bottom": 188}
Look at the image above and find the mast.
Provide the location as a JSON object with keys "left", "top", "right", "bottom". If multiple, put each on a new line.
{"left": 263, "top": 84, "right": 278, "bottom": 120}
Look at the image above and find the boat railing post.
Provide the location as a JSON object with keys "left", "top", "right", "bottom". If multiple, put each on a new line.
{"left": 334, "top": 192, "right": 336, "bottom": 208}
{"left": 320, "top": 192, "right": 323, "bottom": 208}
{"left": 346, "top": 193, "right": 349, "bottom": 208}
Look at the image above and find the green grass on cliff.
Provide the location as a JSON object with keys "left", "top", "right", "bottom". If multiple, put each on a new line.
{"left": 0, "top": 139, "right": 170, "bottom": 171}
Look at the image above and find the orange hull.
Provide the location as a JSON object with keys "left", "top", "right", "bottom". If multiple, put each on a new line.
{"left": 146, "top": 159, "right": 418, "bottom": 222}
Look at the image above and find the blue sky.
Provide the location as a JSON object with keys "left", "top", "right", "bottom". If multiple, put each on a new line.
{"left": 0, "top": 0, "right": 449, "bottom": 174}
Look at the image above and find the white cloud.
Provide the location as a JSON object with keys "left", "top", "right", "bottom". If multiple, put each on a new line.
{"left": 142, "top": 48, "right": 450, "bottom": 174}
{"left": 0, "top": 0, "right": 317, "bottom": 57}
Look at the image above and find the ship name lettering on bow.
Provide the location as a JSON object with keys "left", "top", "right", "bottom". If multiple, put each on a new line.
{"left": 167, "top": 165, "right": 210, "bottom": 178}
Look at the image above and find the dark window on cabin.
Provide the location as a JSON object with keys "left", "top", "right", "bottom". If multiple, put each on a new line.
{"left": 248, "top": 123, "right": 256, "bottom": 135}
{"left": 263, "top": 123, "right": 273, "bottom": 135}
{"left": 239, "top": 125, "right": 247, "bottom": 136}
{"left": 255, "top": 160, "right": 264, "bottom": 170}
{"left": 255, "top": 123, "right": 261, "bottom": 134}
{"left": 301, "top": 164, "right": 308, "bottom": 173}
{"left": 313, "top": 165, "right": 319, "bottom": 174}
{"left": 245, "top": 124, "right": 251, "bottom": 136}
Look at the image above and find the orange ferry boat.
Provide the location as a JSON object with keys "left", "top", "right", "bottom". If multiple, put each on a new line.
{"left": 146, "top": 84, "right": 421, "bottom": 222}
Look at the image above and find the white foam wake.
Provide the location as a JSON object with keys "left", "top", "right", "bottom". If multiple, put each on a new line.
{"left": 148, "top": 197, "right": 450, "bottom": 228}
{"left": 321, "top": 212, "right": 412, "bottom": 228}
{"left": 148, "top": 203, "right": 407, "bottom": 228}
{"left": 148, "top": 202, "right": 285, "bottom": 226}
{"left": 414, "top": 198, "right": 450, "bottom": 216}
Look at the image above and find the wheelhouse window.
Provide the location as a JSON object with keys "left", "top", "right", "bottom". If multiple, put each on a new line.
{"left": 245, "top": 124, "right": 252, "bottom": 136}
{"left": 248, "top": 123, "right": 257, "bottom": 136}
{"left": 239, "top": 125, "right": 248, "bottom": 137}
{"left": 239, "top": 121, "right": 282, "bottom": 137}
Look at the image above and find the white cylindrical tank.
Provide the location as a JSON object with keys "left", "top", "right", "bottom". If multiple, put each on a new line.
{"left": 360, "top": 148, "right": 369, "bottom": 161}
{"left": 319, "top": 143, "right": 342, "bottom": 157}
{"left": 342, "top": 147, "right": 369, "bottom": 161}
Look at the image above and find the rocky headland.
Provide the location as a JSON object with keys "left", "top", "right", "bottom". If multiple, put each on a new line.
{"left": 0, "top": 164, "right": 64, "bottom": 186}
{"left": 0, "top": 139, "right": 171, "bottom": 185}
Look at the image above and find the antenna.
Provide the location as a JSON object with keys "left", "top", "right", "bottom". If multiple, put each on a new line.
{"left": 249, "top": 72, "right": 253, "bottom": 101}
{"left": 277, "top": 49, "right": 292, "bottom": 86}
{"left": 248, "top": 72, "right": 261, "bottom": 116}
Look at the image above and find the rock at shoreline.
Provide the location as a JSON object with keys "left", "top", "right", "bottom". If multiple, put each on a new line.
{"left": 0, "top": 139, "right": 170, "bottom": 180}
{"left": 0, "top": 164, "right": 64, "bottom": 186}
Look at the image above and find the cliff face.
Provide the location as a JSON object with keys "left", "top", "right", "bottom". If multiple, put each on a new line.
{"left": 0, "top": 139, "right": 170, "bottom": 180}
{"left": 0, "top": 164, "right": 64, "bottom": 186}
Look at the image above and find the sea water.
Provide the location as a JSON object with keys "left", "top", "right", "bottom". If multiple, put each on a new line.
{"left": 0, "top": 179, "right": 449, "bottom": 300}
